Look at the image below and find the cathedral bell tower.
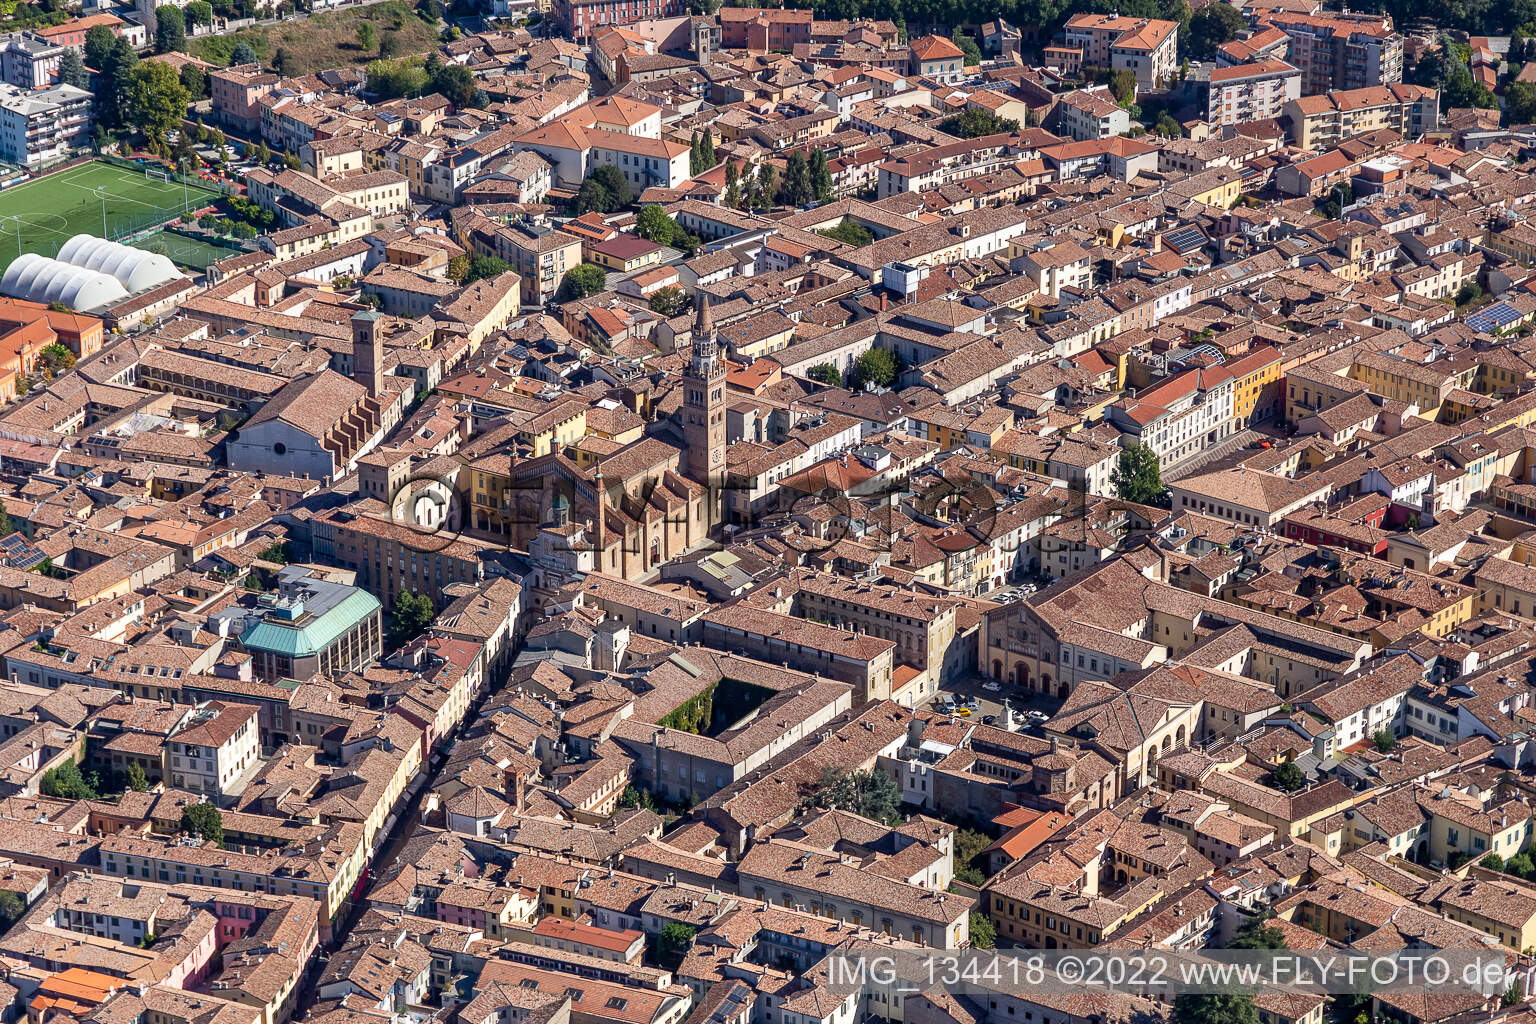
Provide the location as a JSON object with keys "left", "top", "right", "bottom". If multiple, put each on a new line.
{"left": 682, "top": 295, "right": 726, "bottom": 526}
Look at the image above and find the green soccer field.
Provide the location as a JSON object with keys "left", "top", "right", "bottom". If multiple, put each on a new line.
{"left": 0, "top": 161, "right": 226, "bottom": 261}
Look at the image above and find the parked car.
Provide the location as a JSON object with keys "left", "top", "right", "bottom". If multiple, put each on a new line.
{"left": 1026, "top": 710, "right": 1049, "bottom": 722}
{"left": 981, "top": 681, "right": 1002, "bottom": 692}
{"left": 982, "top": 714, "right": 997, "bottom": 725}
{"left": 955, "top": 707, "right": 972, "bottom": 717}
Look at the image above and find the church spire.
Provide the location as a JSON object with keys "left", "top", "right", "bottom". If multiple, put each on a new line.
{"left": 690, "top": 293, "right": 718, "bottom": 378}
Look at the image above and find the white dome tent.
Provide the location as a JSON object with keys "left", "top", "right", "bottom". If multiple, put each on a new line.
{"left": 0, "top": 253, "right": 129, "bottom": 312}
{"left": 55, "top": 233, "right": 180, "bottom": 294}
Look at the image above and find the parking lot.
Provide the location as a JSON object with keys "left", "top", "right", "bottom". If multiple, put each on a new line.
{"left": 930, "top": 674, "right": 1062, "bottom": 732}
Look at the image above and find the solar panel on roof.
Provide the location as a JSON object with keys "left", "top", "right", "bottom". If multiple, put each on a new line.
{"left": 1163, "top": 226, "right": 1207, "bottom": 253}
{"left": 1468, "top": 301, "right": 1522, "bottom": 333}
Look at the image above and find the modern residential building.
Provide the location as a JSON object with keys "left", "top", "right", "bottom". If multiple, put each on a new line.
{"left": 1202, "top": 59, "right": 1302, "bottom": 126}
{"left": 0, "top": 82, "right": 89, "bottom": 169}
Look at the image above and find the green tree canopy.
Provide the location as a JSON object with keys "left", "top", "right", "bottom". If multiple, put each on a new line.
{"left": 806, "top": 766, "right": 901, "bottom": 823}
{"left": 40, "top": 760, "right": 98, "bottom": 799}
{"left": 356, "top": 20, "right": 376, "bottom": 51}
{"left": 807, "top": 364, "right": 843, "bottom": 386}
{"left": 557, "top": 263, "right": 607, "bottom": 302}
{"left": 180, "top": 62, "right": 207, "bottom": 98}
{"left": 128, "top": 61, "right": 191, "bottom": 141}
{"left": 636, "top": 203, "right": 674, "bottom": 243}
{"left": 180, "top": 802, "right": 223, "bottom": 847}
{"left": 1107, "top": 68, "right": 1137, "bottom": 104}
{"left": 1173, "top": 993, "right": 1259, "bottom": 1024}
{"left": 365, "top": 57, "right": 427, "bottom": 99}
{"left": 1509, "top": 80, "right": 1536, "bottom": 124}
{"left": 1270, "top": 760, "right": 1305, "bottom": 792}
{"left": 1112, "top": 443, "right": 1167, "bottom": 506}
{"left": 817, "top": 219, "right": 873, "bottom": 247}
{"left": 658, "top": 922, "right": 695, "bottom": 968}
{"left": 126, "top": 763, "right": 149, "bottom": 793}
{"left": 940, "top": 107, "right": 1020, "bottom": 138}
{"left": 576, "top": 164, "right": 631, "bottom": 213}
{"left": 969, "top": 910, "right": 996, "bottom": 948}
{"left": 84, "top": 24, "right": 115, "bottom": 71}
{"left": 648, "top": 285, "right": 688, "bottom": 317}
{"left": 951, "top": 26, "right": 982, "bottom": 65}
{"left": 1188, "top": 3, "right": 1244, "bottom": 59}
{"left": 389, "top": 590, "right": 435, "bottom": 646}
{"left": 1372, "top": 729, "right": 1397, "bottom": 753}
{"left": 851, "top": 347, "right": 899, "bottom": 390}
{"left": 1227, "top": 913, "right": 1288, "bottom": 949}
{"left": 462, "top": 254, "right": 510, "bottom": 284}
{"left": 155, "top": 6, "right": 186, "bottom": 53}
{"left": 59, "top": 49, "right": 88, "bottom": 88}
{"left": 230, "top": 41, "right": 258, "bottom": 65}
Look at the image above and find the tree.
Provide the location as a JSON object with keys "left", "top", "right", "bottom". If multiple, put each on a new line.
{"left": 1188, "top": 3, "right": 1245, "bottom": 59}
{"left": 940, "top": 107, "right": 1021, "bottom": 138}
{"left": 356, "top": 20, "right": 376, "bottom": 51}
{"left": 0, "top": 892, "right": 23, "bottom": 926}
{"left": 40, "top": 760, "right": 97, "bottom": 800}
{"left": 126, "top": 763, "right": 149, "bottom": 792}
{"left": 58, "top": 49, "right": 87, "bottom": 88}
{"left": 40, "top": 343, "right": 75, "bottom": 373}
{"left": 426, "top": 56, "right": 477, "bottom": 108}
{"left": 648, "top": 285, "right": 688, "bottom": 317}
{"left": 1154, "top": 111, "right": 1183, "bottom": 137}
{"left": 1456, "top": 281, "right": 1484, "bottom": 306}
{"left": 807, "top": 363, "right": 842, "bottom": 386}
{"left": 951, "top": 25, "right": 982, "bottom": 65}
{"left": 184, "top": 1, "right": 213, "bottom": 26}
{"left": 968, "top": 910, "right": 996, "bottom": 948}
{"left": 463, "top": 254, "right": 510, "bottom": 283}
{"left": 636, "top": 203, "right": 674, "bottom": 244}
{"left": 690, "top": 130, "right": 702, "bottom": 174}
{"left": 817, "top": 220, "right": 873, "bottom": 247}
{"left": 365, "top": 58, "right": 427, "bottom": 100}
{"left": 558, "top": 263, "right": 607, "bottom": 302}
{"left": 699, "top": 129, "right": 715, "bottom": 170}
{"left": 658, "top": 922, "right": 695, "bottom": 968}
{"left": 1372, "top": 729, "right": 1397, "bottom": 753}
{"left": 1484, "top": 852, "right": 1506, "bottom": 871}
{"left": 100, "top": 37, "right": 139, "bottom": 130}
{"left": 576, "top": 164, "right": 630, "bottom": 214}
{"left": 128, "top": 61, "right": 190, "bottom": 141}
{"left": 1270, "top": 760, "right": 1305, "bottom": 792}
{"left": 230, "top": 41, "right": 257, "bottom": 65}
{"left": 180, "top": 62, "right": 207, "bottom": 99}
{"left": 1444, "top": 63, "right": 1496, "bottom": 108}
{"left": 180, "top": 802, "right": 223, "bottom": 847}
{"left": 84, "top": 24, "right": 115, "bottom": 73}
{"left": 155, "top": 6, "right": 186, "bottom": 53}
{"left": 806, "top": 766, "right": 901, "bottom": 823}
{"left": 1227, "top": 913, "right": 1287, "bottom": 949}
{"left": 808, "top": 149, "right": 832, "bottom": 203}
{"left": 1509, "top": 80, "right": 1536, "bottom": 125}
{"left": 851, "top": 347, "right": 898, "bottom": 390}
{"left": 1107, "top": 67, "right": 1137, "bottom": 105}
{"left": 723, "top": 160, "right": 741, "bottom": 210}
{"left": 389, "top": 590, "right": 435, "bottom": 646}
{"left": 1112, "top": 443, "right": 1167, "bottom": 507}
{"left": 752, "top": 161, "right": 776, "bottom": 211}
{"left": 446, "top": 254, "right": 471, "bottom": 283}
{"left": 1508, "top": 853, "right": 1536, "bottom": 879}
{"left": 272, "top": 46, "right": 297, "bottom": 76}
{"left": 1173, "top": 994, "right": 1259, "bottom": 1024}
{"left": 777, "top": 151, "right": 810, "bottom": 207}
